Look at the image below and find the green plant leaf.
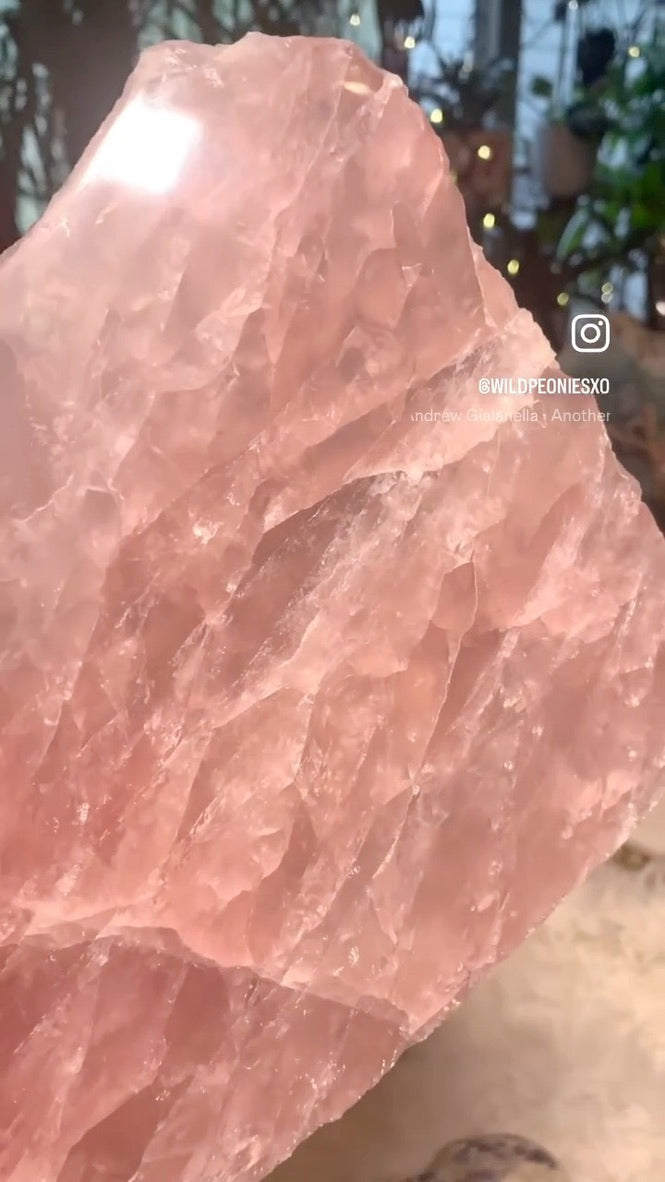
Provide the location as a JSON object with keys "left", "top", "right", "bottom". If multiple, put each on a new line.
{"left": 631, "top": 203, "right": 658, "bottom": 233}
{"left": 531, "top": 74, "right": 553, "bottom": 99}
{"left": 557, "top": 208, "right": 593, "bottom": 259}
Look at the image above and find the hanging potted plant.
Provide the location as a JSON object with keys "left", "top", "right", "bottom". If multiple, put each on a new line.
{"left": 530, "top": 11, "right": 616, "bottom": 199}
{"left": 531, "top": 93, "right": 600, "bottom": 199}
{"left": 554, "top": 37, "right": 665, "bottom": 324}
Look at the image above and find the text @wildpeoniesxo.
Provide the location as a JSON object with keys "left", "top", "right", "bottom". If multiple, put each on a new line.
{"left": 477, "top": 376, "right": 609, "bottom": 396}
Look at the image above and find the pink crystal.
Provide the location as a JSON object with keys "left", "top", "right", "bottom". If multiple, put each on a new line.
{"left": 1, "top": 33, "right": 664, "bottom": 1182}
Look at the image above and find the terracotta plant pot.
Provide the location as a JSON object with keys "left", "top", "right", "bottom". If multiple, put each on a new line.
{"left": 531, "top": 120, "right": 597, "bottom": 199}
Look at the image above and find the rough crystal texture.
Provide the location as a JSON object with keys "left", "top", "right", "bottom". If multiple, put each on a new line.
{"left": 1, "top": 33, "right": 664, "bottom": 1182}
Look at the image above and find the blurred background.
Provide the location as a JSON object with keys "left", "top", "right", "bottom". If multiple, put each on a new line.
{"left": 0, "top": 1, "right": 663, "bottom": 525}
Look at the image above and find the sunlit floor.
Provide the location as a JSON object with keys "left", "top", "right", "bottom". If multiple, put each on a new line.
{"left": 269, "top": 844, "right": 665, "bottom": 1182}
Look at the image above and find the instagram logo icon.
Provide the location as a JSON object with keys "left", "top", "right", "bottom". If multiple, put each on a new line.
{"left": 571, "top": 313, "right": 611, "bottom": 353}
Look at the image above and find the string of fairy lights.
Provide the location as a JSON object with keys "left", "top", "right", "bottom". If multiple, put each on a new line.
{"left": 346, "top": 6, "right": 648, "bottom": 315}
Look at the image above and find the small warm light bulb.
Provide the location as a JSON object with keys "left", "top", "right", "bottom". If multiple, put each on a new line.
{"left": 557, "top": 291, "right": 570, "bottom": 307}
{"left": 430, "top": 107, "right": 444, "bottom": 125}
{"left": 601, "top": 281, "right": 614, "bottom": 295}
{"left": 507, "top": 258, "right": 520, "bottom": 276}
{"left": 477, "top": 144, "right": 493, "bottom": 160}
{"left": 482, "top": 212, "right": 496, "bottom": 229}
{"left": 568, "top": 0, "right": 578, "bottom": 9}
{"left": 628, "top": 45, "right": 641, "bottom": 58}
{"left": 601, "top": 291, "right": 613, "bottom": 304}
{"left": 404, "top": 35, "right": 416, "bottom": 49}
{"left": 349, "top": 11, "right": 361, "bottom": 26}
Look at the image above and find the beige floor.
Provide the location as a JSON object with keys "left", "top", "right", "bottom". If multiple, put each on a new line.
{"left": 269, "top": 851, "right": 665, "bottom": 1182}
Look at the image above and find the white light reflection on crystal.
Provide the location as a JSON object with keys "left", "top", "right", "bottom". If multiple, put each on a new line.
{"left": 344, "top": 81, "right": 373, "bottom": 95}
{"left": 82, "top": 96, "right": 201, "bottom": 194}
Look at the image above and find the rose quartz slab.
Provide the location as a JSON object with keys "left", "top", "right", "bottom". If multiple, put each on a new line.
{"left": 1, "top": 33, "right": 664, "bottom": 1182}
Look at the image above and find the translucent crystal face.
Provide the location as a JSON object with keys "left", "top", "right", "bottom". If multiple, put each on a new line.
{"left": 1, "top": 30, "right": 664, "bottom": 1182}
{"left": 82, "top": 95, "right": 202, "bottom": 194}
